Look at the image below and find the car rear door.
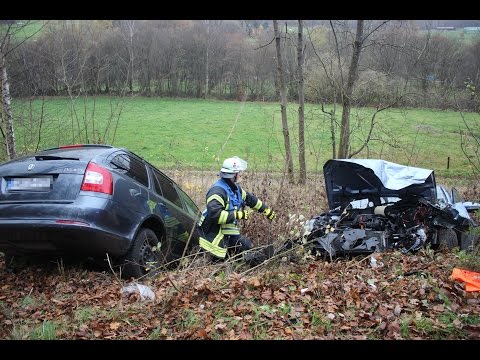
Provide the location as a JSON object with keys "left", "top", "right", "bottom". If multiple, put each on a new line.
{"left": 149, "top": 167, "right": 197, "bottom": 258}
{"left": 106, "top": 151, "right": 151, "bottom": 212}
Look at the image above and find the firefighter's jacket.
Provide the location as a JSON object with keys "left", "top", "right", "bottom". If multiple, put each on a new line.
{"left": 198, "top": 178, "right": 267, "bottom": 258}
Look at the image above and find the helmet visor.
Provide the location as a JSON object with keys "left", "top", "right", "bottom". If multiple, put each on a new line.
{"left": 219, "top": 171, "right": 236, "bottom": 179}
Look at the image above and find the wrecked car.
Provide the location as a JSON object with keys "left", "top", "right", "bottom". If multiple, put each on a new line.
{"left": 300, "top": 159, "right": 478, "bottom": 259}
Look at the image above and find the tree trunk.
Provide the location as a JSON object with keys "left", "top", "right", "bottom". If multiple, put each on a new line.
{"left": 205, "top": 20, "right": 210, "bottom": 99}
{"left": 338, "top": 20, "right": 364, "bottom": 159}
{"left": 1, "top": 53, "right": 16, "bottom": 159}
{"left": 273, "top": 20, "right": 294, "bottom": 184}
{"left": 123, "top": 20, "right": 136, "bottom": 95}
{"left": 297, "top": 20, "right": 306, "bottom": 184}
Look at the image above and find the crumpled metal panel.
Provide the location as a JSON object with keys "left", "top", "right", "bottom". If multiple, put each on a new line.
{"left": 323, "top": 159, "right": 437, "bottom": 210}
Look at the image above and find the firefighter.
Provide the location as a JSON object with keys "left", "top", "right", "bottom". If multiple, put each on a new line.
{"left": 198, "top": 156, "right": 276, "bottom": 261}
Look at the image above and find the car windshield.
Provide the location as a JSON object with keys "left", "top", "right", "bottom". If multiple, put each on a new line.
{"left": 452, "top": 187, "right": 466, "bottom": 203}
{"left": 436, "top": 185, "right": 450, "bottom": 204}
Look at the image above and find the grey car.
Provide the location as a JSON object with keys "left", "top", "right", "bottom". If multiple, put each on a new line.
{"left": 0, "top": 144, "right": 201, "bottom": 278}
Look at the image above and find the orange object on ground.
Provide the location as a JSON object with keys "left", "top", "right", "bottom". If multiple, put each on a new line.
{"left": 450, "top": 268, "right": 480, "bottom": 292}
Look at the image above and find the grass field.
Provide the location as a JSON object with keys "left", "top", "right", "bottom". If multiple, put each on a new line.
{"left": 11, "top": 96, "right": 480, "bottom": 179}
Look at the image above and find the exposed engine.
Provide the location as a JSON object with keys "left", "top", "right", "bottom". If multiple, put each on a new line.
{"left": 303, "top": 197, "right": 457, "bottom": 258}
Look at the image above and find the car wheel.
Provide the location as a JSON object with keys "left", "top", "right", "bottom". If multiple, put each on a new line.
{"left": 437, "top": 229, "right": 458, "bottom": 250}
{"left": 121, "top": 228, "right": 166, "bottom": 279}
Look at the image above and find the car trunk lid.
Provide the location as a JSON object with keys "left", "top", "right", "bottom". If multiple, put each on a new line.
{"left": 0, "top": 156, "right": 88, "bottom": 202}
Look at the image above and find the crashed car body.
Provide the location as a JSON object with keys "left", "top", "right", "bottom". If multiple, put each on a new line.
{"left": 302, "top": 159, "right": 478, "bottom": 258}
{"left": 436, "top": 184, "right": 480, "bottom": 216}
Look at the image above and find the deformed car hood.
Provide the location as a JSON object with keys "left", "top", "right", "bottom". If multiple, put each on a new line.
{"left": 324, "top": 159, "right": 437, "bottom": 209}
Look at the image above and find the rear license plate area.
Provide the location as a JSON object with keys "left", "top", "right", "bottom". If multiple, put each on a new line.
{"left": 6, "top": 176, "right": 53, "bottom": 192}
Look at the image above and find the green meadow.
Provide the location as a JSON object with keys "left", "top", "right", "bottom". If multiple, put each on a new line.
{"left": 11, "top": 96, "right": 480, "bottom": 178}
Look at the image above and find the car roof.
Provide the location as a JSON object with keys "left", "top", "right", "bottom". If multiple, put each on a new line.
{"left": 37, "top": 144, "right": 117, "bottom": 160}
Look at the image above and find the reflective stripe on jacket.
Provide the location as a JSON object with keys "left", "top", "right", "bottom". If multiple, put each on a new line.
{"left": 198, "top": 178, "right": 265, "bottom": 258}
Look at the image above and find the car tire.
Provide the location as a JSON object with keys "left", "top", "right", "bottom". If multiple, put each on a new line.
{"left": 437, "top": 228, "right": 458, "bottom": 250}
{"left": 121, "top": 228, "right": 165, "bottom": 279}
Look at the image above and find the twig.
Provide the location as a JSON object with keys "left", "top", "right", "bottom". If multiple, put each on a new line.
{"left": 238, "top": 239, "right": 310, "bottom": 276}
{"left": 165, "top": 272, "right": 182, "bottom": 293}
{"left": 344, "top": 253, "right": 376, "bottom": 271}
{"left": 105, "top": 253, "right": 123, "bottom": 286}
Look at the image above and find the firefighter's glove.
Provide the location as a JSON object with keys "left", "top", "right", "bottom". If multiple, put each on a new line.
{"left": 236, "top": 209, "right": 250, "bottom": 220}
{"left": 263, "top": 208, "right": 276, "bottom": 221}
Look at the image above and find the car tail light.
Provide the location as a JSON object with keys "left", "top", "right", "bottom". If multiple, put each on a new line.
{"left": 81, "top": 162, "right": 113, "bottom": 195}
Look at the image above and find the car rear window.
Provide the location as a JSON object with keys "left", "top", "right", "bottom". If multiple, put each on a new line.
{"left": 110, "top": 153, "right": 149, "bottom": 187}
{"left": 38, "top": 147, "right": 110, "bottom": 161}
{"left": 151, "top": 169, "right": 183, "bottom": 208}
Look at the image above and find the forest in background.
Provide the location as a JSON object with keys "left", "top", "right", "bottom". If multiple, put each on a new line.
{"left": 2, "top": 20, "right": 480, "bottom": 109}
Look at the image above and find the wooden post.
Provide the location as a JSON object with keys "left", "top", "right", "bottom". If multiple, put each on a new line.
{"left": 447, "top": 157, "right": 450, "bottom": 170}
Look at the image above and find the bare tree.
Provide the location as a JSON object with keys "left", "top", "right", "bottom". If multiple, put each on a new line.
{"left": 455, "top": 77, "right": 480, "bottom": 175}
{"left": 336, "top": 20, "right": 364, "bottom": 159}
{"left": 273, "top": 20, "right": 294, "bottom": 184}
{"left": 204, "top": 20, "right": 210, "bottom": 99}
{"left": 119, "top": 20, "right": 136, "bottom": 95}
{"left": 297, "top": 20, "right": 306, "bottom": 184}
{"left": 0, "top": 50, "right": 15, "bottom": 159}
{"left": 307, "top": 20, "right": 399, "bottom": 159}
{"left": 48, "top": 21, "right": 128, "bottom": 145}
{"left": 1, "top": 20, "right": 49, "bottom": 160}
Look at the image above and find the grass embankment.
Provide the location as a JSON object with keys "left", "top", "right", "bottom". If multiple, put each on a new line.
{"left": 11, "top": 97, "right": 480, "bottom": 180}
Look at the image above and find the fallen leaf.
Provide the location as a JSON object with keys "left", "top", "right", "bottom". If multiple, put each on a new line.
{"left": 228, "top": 329, "right": 237, "bottom": 340}
{"left": 214, "top": 323, "right": 227, "bottom": 332}
{"left": 261, "top": 289, "right": 272, "bottom": 300}
{"left": 394, "top": 304, "right": 402, "bottom": 316}
{"left": 196, "top": 329, "right": 208, "bottom": 338}
{"left": 273, "top": 290, "right": 286, "bottom": 301}
{"left": 109, "top": 322, "right": 121, "bottom": 330}
{"left": 409, "top": 298, "right": 420, "bottom": 305}
{"left": 248, "top": 277, "right": 261, "bottom": 287}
